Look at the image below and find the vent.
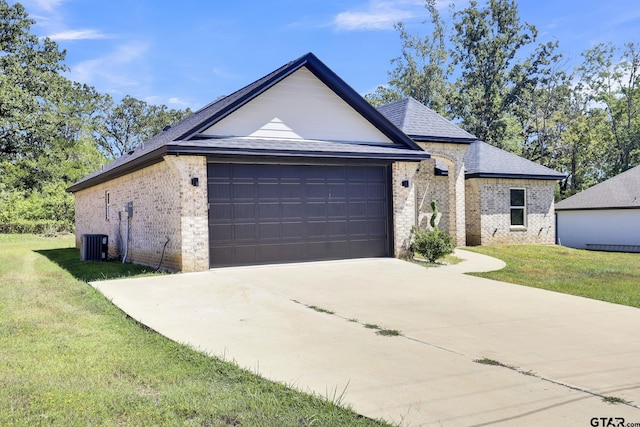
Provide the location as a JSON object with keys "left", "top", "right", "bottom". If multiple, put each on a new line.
{"left": 81, "top": 234, "right": 108, "bottom": 261}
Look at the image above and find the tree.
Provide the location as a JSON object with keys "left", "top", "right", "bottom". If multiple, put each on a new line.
{"left": 513, "top": 52, "right": 573, "bottom": 169}
{"left": 0, "top": 0, "right": 68, "bottom": 161}
{"left": 95, "top": 95, "right": 191, "bottom": 159}
{"left": 577, "top": 42, "right": 640, "bottom": 176}
{"left": 366, "top": 0, "right": 449, "bottom": 113}
{"left": 449, "top": 0, "right": 556, "bottom": 149}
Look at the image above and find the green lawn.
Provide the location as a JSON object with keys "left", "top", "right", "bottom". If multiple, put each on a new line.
{"left": 464, "top": 245, "right": 640, "bottom": 308}
{"left": 0, "top": 234, "right": 387, "bottom": 427}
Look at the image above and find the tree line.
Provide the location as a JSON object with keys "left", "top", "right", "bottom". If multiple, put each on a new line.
{"left": 0, "top": 1, "right": 190, "bottom": 233}
{"left": 366, "top": 0, "right": 640, "bottom": 197}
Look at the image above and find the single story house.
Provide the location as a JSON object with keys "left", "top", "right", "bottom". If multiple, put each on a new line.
{"left": 68, "top": 52, "right": 564, "bottom": 271}
{"left": 555, "top": 165, "right": 640, "bottom": 252}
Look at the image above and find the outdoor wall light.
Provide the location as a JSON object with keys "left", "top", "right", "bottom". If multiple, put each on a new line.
{"left": 401, "top": 180, "right": 409, "bottom": 187}
{"left": 191, "top": 177, "right": 199, "bottom": 187}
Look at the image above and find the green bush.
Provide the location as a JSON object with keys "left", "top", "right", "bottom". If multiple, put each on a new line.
{"left": 0, "top": 220, "right": 68, "bottom": 235}
{"left": 0, "top": 183, "right": 75, "bottom": 234}
{"left": 410, "top": 227, "right": 455, "bottom": 263}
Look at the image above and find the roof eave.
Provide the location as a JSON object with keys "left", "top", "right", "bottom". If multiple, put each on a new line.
{"left": 465, "top": 172, "right": 565, "bottom": 180}
{"left": 411, "top": 135, "right": 478, "bottom": 145}
{"left": 555, "top": 205, "right": 640, "bottom": 211}
{"left": 165, "top": 144, "right": 430, "bottom": 161}
{"left": 66, "top": 147, "right": 168, "bottom": 193}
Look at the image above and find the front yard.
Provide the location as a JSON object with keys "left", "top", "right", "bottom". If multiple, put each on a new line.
{"left": 0, "top": 234, "right": 386, "bottom": 426}
{"left": 465, "top": 244, "right": 640, "bottom": 308}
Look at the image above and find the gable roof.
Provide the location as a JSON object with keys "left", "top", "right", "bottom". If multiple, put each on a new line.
{"left": 68, "top": 53, "right": 428, "bottom": 193}
{"left": 555, "top": 165, "right": 640, "bottom": 210}
{"left": 464, "top": 141, "right": 566, "bottom": 180}
{"left": 377, "top": 97, "right": 565, "bottom": 181}
{"left": 377, "top": 97, "right": 478, "bottom": 143}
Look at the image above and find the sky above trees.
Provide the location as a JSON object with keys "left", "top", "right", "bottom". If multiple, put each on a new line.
{"left": 14, "top": 0, "right": 640, "bottom": 110}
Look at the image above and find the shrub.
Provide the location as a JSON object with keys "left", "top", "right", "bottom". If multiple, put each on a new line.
{"left": 410, "top": 227, "right": 455, "bottom": 263}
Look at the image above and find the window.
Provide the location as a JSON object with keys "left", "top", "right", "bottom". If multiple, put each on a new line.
{"left": 510, "top": 188, "right": 526, "bottom": 227}
{"left": 105, "top": 191, "right": 110, "bottom": 221}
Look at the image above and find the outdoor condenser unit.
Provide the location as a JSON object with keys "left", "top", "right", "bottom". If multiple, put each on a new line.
{"left": 81, "top": 234, "right": 108, "bottom": 261}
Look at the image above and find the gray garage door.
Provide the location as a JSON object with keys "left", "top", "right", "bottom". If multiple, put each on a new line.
{"left": 207, "top": 163, "right": 390, "bottom": 267}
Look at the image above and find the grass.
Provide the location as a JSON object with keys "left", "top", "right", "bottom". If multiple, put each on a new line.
{"left": 308, "top": 305, "right": 335, "bottom": 315}
{"left": 464, "top": 245, "right": 640, "bottom": 308}
{"left": 603, "top": 396, "right": 631, "bottom": 405}
{"left": 0, "top": 234, "right": 388, "bottom": 427}
{"left": 375, "top": 329, "right": 401, "bottom": 337}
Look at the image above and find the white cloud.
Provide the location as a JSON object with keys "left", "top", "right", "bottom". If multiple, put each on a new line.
{"left": 24, "top": 0, "right": 66, "bottom": 13}
{"left": 47, "top": 29, "right": 110, "bottom": 41}
{"left": 167, "top": 97, "right": 191, "bottom": 108}
{"left": 333, "top": 0, "right": 419, "bottom": 31}
{"left": 68, "top": 41, "right": 151, "bottom": 90}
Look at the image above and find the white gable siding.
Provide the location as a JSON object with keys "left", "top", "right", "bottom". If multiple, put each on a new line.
{"left": 556, "top": 209, "right": 640, "bottom": 249}
{"left": 201, "top": 68, "right": 393, "bottom": 144}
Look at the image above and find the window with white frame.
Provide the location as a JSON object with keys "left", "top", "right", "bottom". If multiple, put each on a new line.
{"left": 510, "top": 188, "right": 526, "bottom": 227}
{"left": 105, "top": 191, "right": 110, "bottom": 221}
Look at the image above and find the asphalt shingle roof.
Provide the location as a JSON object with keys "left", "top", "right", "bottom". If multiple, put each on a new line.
{"left": 377, "top": 97, "right": 565, "bottom": 180}
{"left": 464, "top": 140, "right": 566, "bottom": 180}
{"left": 377, "top": 97, "right": 478, "bottom": 142}
{"left": 555, "top": 165, "right": 640, "bottom": 210}
{"left": 68, "top": 53, "right": 428, "bottom": 192}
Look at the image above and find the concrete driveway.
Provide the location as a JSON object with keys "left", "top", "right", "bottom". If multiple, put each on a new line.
{"left": 92, "top": 250, "right": 640, "bottom": 426}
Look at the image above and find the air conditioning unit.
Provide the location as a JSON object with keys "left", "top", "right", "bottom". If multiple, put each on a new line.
{"left": 81, "top": 234, "right": 108, "bottom": 261}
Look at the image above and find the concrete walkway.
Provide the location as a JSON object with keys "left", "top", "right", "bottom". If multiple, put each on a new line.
{"left": 92, "top": 251, "right": 640, "bottom": 426}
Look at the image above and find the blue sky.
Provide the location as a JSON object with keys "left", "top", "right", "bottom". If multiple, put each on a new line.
{"left": 17, "top": 0, "right": 640, "bottom": 111}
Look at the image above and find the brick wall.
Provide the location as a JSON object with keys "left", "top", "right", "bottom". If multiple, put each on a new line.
{"left": 465, "top": 177, "right": 557, "bottom": 245}
{"left": 73, "top": 155, "right": 208, "bottom": 271}
{"left": 416, "top": 142, "right": 469, "bottom": 246}
{"left": 391, "top": 162, "right": 418, "bottom": 258}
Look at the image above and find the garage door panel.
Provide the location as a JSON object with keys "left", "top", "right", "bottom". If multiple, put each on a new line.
{"left": 348, "top": 183, "right": 367, "bottom": 198}
{"left": 368, "top": 219, "right": 387, "bottom": 235}
{"left": 348, "top": 201, "right": 367, "bottom": 217}
{"left": 210, "top": 224, "right": 232, "bottom": 241}
{"left": 233, "top": 183, "right": 254, "bottom": 199}
{"left": 307, "top": 221, "right": 327, "bottom": 238}
{"left": 307, "top": 184, "right": 328, "bottom": 199}
{"left": 327, "top": 202, "right": 346, "bottom": 217}
{"left": 208, "top": 163, "right": 390, "bottom": 267}
{"left": 234, "top": 246, "right": 257, "bottom": 264}
{"left": 348, "top": 220, "right": 368, "bottom": 235}
{"left": 279, "top": 242, "right": 307, "bottom": 261}
{"left": 209, "top": 183, "right": 230, "bottom": 200}
{"left": 281, "top": 183, "right": 303, "bottom": 199}
{"left": 367, "top": 183, "right": 386, "bottom": 198}
{"left": 233, "top": 223, "right": 256, "bottom": 240}
{"left": 210, "top": 204, "right": 231, "bottom": 221}
{"left": 327, "top": 183, "right": 346, "bottom": 199}
{"left": 327, "top": 220, "right": 347, "bottom": 236}
{"left": 258, "top": 183, "right": 280, "bottom": 199}
{"left": 281, "top": 203, "right": 304, "bottom": 219}
{"left": 232, "top": 203, "right": 255, "bottom": 220}
{"left": 306, "top": 202, "right": 326, "bottom": 218}
{"left": 258, "top": 203, "right": 279, "bottom": 219}
{"left": 258, "top": 222, "right": 281, "bottom": 240}
{"left": 282, "top": 222, "right": 304, "bottom": 239}
{"left": 368, "top": 201, "right": 386, "bottom": 216}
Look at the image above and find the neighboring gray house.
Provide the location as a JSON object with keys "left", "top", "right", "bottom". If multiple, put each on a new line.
{"left": 556, "top": 165, "right": 640, "bottom": 252}
{"left": 69, "top": 53, "right": 565, "bottom": 271}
